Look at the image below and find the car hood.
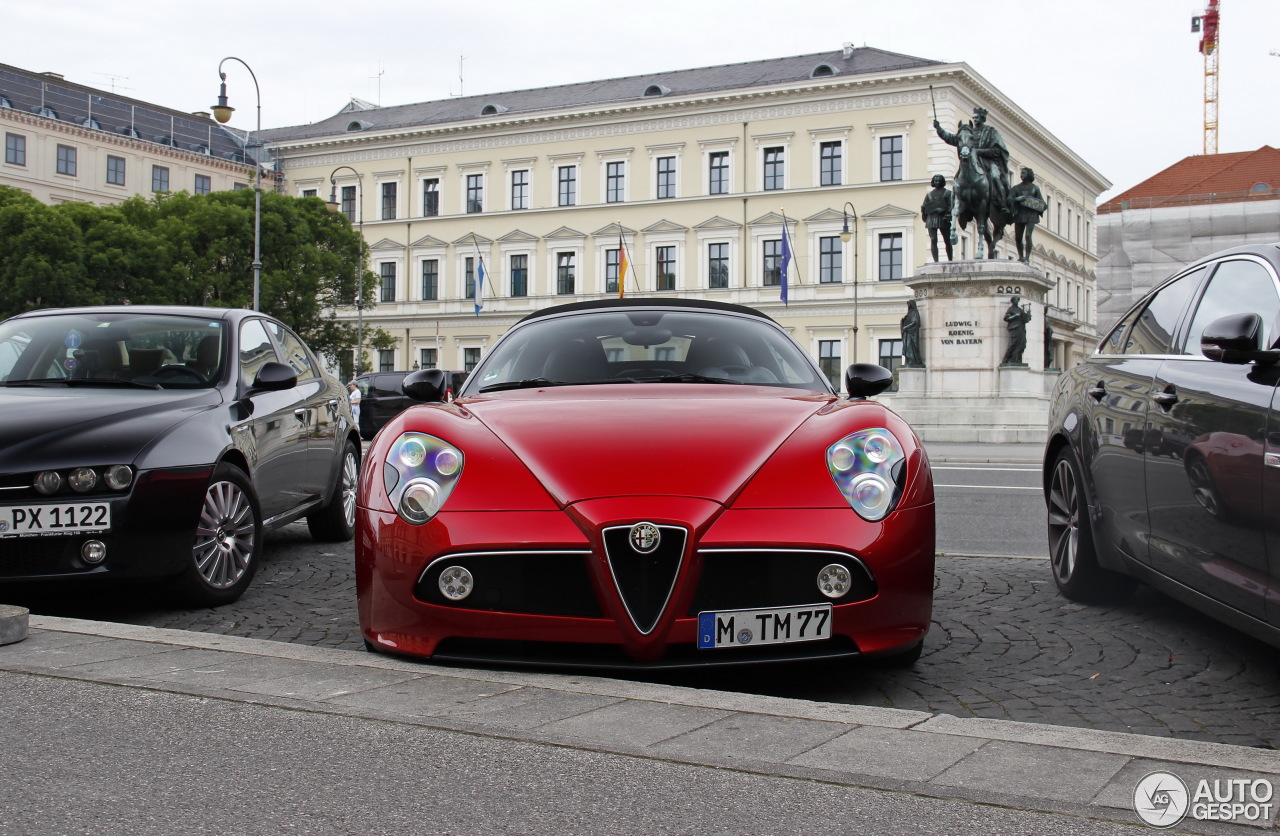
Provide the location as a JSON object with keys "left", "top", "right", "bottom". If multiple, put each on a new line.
{"left": 464, "top": 385, "right": 831, "bottom": 505}
{"left": 0, "top": 387, "right": 222, "bottom": 467}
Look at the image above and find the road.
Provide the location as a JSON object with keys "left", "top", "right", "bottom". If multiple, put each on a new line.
{"left": 9, "top": 460, "right": 1280, "bottom": 749}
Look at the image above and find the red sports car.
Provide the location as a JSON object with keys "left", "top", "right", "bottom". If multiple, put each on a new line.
{"left": 356, "top": 299, "right": 934, "bottom": 669}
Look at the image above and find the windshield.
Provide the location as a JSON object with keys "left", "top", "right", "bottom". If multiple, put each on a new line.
{"left": 0, "top": 312, "right": 226, "bottom": 389}
{"left": 463, "top": 308, "right": 831, "bottom": 395}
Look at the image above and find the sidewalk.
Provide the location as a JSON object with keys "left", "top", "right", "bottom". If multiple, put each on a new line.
{"left": 4, "top": 613, "right": 1277, "bottom": 833}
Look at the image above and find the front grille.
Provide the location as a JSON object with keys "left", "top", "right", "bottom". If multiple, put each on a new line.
{"left": 602, "top": 524, "right": 687, "bottom": 634}
{"left": 414, "top": 551, "right": 602, "bottom": 617}
{"left": 688, "top": 550, "right": 877, "bottom": 615}
{"left": 0, "top": 535, "right": 99, "bottom": 578}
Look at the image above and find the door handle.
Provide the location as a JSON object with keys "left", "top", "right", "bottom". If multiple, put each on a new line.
{"left": 1087, "top": 382, "right": 1106, "bottom": 401}
{"left": 1153, "top": 388, "right": 1179, "bottom": 409}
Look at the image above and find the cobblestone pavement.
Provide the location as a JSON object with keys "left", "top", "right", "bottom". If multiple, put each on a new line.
{"left": 11, "top": 522, "right": 1280, "bottom": 750}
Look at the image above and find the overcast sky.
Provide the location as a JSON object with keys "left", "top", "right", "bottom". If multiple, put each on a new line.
{"left": 8, "top": 0, "right": 1276, "bottom": 200}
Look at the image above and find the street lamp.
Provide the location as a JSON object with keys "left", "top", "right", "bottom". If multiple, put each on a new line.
{"left": 840, "top": 202, "right": 860, "bottom": 363}
{"left": 325, "top": 167, "right": 365, "bottom": 376}
{"left": 212, "top": 57, "right": 262, "bottom": 311}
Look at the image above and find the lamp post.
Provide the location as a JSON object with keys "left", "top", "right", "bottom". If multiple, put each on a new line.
{"left": 324, "top": 167, "right": 365, "bottom": 376}
{"left": 840, "top": 202, "right": 860, "bottom": 363}
{"left": 212, "top": 57, "right": 262, "bottom": 312}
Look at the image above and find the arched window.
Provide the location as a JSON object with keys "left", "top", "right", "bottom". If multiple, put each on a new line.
{"left": 480, "top": 104, "right": 508, "bottom": 116}
{"left": 810, "top": 64, "right": 837, "bottom": 78}
{"left": 643, "top": 84, "right": 670, "bottom": 98}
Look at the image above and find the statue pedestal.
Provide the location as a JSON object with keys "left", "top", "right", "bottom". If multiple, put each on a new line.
{"left": 886, "top": 260, "right": 1057, "bottom": 443}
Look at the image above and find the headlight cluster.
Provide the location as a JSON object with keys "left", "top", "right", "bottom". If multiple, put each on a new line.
{"left": 33, "top": 465, "right": 133, "bottom": 496}
{"left": 827, "top": 428, "right": 905, "bottom": 521}
{"left": 383, "top": 433, "right": 463, "bottom": 525}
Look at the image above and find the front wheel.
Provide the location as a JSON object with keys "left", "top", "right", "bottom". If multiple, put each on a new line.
{"left": 1046, "top": 449, "right": 1136, "bottom": 603}
{"left": 172, "top": 463, "right": 261, "bottom": 606}
{"left": 307, "top": 440, "right": 359, "bottom": 542}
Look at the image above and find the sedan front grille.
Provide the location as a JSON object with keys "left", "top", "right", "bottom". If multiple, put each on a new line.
{"left": 602, "top": 524, "right": 688, "bottom": 635}
{"left": 688, "top": 549, "right": 877, "bottom": 615}
{"left": 414, "top": 551, "right": 602, "bottom": 617}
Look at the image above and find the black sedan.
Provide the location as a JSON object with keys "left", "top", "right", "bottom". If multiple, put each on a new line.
{"left": 0, "top": 306, "right": 360, "bottom": 605}
{"left": 1045, "top": 243, "right": 1280, "bottom": 646}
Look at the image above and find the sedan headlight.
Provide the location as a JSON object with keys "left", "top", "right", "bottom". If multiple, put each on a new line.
{"left": 827, "top": 428, "right": 906, "bottom": 521}
{"left": 384, "top": 433, "right": 463, "bottom": 525}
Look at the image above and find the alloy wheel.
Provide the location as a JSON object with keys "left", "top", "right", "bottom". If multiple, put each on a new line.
{"left": 193, "top": 479, "right": 257, "bottom": 589}
{"left": 1047, "top": 457, "right": 1079, "bottom": 585}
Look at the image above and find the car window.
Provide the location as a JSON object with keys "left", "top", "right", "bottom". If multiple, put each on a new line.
{"left": 239, "top": 319, "right": 278, "bottom": 386}
{"left": 1183, "top": 259, "right": 1280, "bottom": 353}
{"left": 371, "top": 374, "right": 404, "bottom": 396}
{"left": 268, "top": 323, "right": 318, "bottom": 382}
{"left": 1125, "top": 269, "right": 1202, "bottom": 355}
{"left": 1100, "top": 307, "right": 1141, "bottom": 355}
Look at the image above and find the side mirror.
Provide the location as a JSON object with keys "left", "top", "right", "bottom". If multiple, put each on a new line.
{"left": 1201, "top": 313, "right": 1280, "bottom": 365}
{"left": 403, "top": 368, "right": 448, "bottom": 402}
{"left": 248, "top": 361, "right": 297, "bottom": 393}
{"left": 844, "top": 363, "right": 895, "bottom": 399}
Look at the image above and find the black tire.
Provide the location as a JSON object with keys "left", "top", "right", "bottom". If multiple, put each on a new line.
{"left": 1046, "top": 449, "right": 1137, "bottom": 603}
{"left": 172, "top": 463, "right": 261, "bottom": 606}
{"left": 307, "top": 440, "right": 359, "bottom": 542}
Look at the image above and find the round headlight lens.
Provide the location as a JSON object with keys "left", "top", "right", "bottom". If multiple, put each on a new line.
{"left": 434, "top": 448, "right": 461, "bottom": 477}
{"left": 68, "top": 468, "right": 98, "bottom": 493}
{"left": 399, "top": 438, "right": 428, "bottom": 469}
{"left": 849, "top": 473, "right": 891, "bottom": 516}
{"left": 827, "top": 428, "right": 906, "bottom": 522}
{"left": 33, "top": 471, "right": 63, "bottom": 495}
{"left": 829, "top": 443, "right": 856, "bottom": 473}
{"left": 862, "top": 435, "right": 893, "bottom": 464}
{"left": 399, "top": 478, "right": 443, "bottom": 524}
{"left": 103, "top": 465, "right": 133, "bottom": 491}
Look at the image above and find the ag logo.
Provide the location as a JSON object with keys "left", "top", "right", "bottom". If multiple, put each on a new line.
{"left": 629, "top": 522, "right": 660, "bottom": 554}
{"left": 1134, "top": 771, "right": 1189, "bottom": 828}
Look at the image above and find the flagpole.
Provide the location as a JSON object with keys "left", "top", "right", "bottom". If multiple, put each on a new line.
{"left": 616, "top": 223, "right": 628, "bottom": 299}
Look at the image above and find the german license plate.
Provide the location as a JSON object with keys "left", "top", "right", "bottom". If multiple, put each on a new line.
{"left": 697, "top": 604, "right": 832, "bottom": 649}
{"left": 0, "top": 503, "right": 111, "bottom": 537}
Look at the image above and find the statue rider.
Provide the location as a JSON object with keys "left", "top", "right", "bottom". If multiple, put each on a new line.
{"left": 934, "top": 106, "right": 1011, "bottom": 225}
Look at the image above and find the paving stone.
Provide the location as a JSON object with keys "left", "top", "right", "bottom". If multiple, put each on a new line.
{"left": 932, "top": 740, "right": 1130, "bottom": 802}
{"left": 788, "top": 725, "right": 984, "bottom": 782}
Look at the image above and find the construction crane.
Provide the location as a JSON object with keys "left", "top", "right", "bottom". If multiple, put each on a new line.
{"left": 1191, "top": 0, "right": 1221, "bottom": 155}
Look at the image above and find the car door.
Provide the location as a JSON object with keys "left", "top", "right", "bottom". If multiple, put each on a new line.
{"left": 266, "top": 321, "right": 335, "bottom": 507}
{"left": 237, "top": 317, "right": 310, "bottom": 521}
{"left": 1083, "top": 269, "right": 1202, "bottom": 567}
{"left": 1145, "top": 256, "right": 1280, "bottom": 621}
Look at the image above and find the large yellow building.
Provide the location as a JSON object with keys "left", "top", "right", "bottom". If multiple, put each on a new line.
{"left": 269, "top": 47, "right": 1110, "bottom": 383}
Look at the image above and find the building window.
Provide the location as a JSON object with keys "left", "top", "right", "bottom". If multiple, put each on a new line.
{"left": 463, "top": 347, "right": 481, "bottom": 372}
{"left": 419, "top": 348, "right": 437, "bottom": 370}
{"left": 819, "top": 141, "right": 842, "bottom": 186}
{"left": 878, "top": 338, "right": 903, "bottom": 391}
{"left": 656, "top": 156, "right": 675, "bottom": 199}
{"left": 423, "top": 178, "right": 440, "bottom": 216}
{"left": 557, "top": 166, "right": 577, "bottom": 207}
{"left": 655, "top": 246, "right": 675, "bottom": 291}
{"left": 421, "top": 259, "right": 438, "bottom": 301}
{"left": 762, "top": 239, "right": 782, "bottom": 286}
{"left": 301, "top": 188, "right": 317, "bottom": 198}
{"left": 818, "top": 340, "right": 841, "bottom": 390}
{"left": 557, "top": 252, "right": 575, "bottom": 294}
{"left": 606, "top": 248, "right": 621, "bottom": 295}
{"left": 878, "top": 233, "right": 903, "bottom": 280}
{"left": 151, "top": 165, "right": 168, "bottom": 192}
{"left": 56, "top": 145, "right": 77, "bottom": 177}
{"left": 708, "top": 243, "right": 729, "bottom": 289}
{"left": 879, "top": 136, "right": 903, "bottom": 181}
{"left": 466, "top": 174, "right": 483, "bottom": 213}
{"left": 105, "top": 155, "right": 125, "bottom": 186}
{"left": 464, "top": 257, "right": 476, "bottom": 300}
{"left": 341, "top": 186, "right": 356, "bottom": 222}
{"left": 381, "top": 182, "right": 397, "bottom": 220}
{"left": 380, "top": 262, "right": 396, "bottom": 303}
{"left": 819, "top": 236, "right": 842, "bottom": 283}
{"left": 606, "top": 161, "right": 625, "bottom": 203}
{"left": 510, "top": 254, "right": 528, "bottom": 297}
{"left": 194, "top": 174, "right": 211, "bottom": 195}
{"left": 510, "top": 170, "right": 528, "bottom": 210}
{"left": 378, "top": 349, "right": 394, "bottom": 372}
{"left": 6, "top": 133, "right": 26, "bottom": 166}
{"left": 763, "top": 146, "right": 784, "bottom": 191}
{"left": 708, "top": 151, "right": 729, "bottom": 195}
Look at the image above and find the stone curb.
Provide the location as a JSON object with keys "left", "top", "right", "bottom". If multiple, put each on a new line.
{"left": 0, "top": 604, "right": 28, "bottom": 646}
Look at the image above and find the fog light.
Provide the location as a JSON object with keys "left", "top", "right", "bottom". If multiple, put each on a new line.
{"left": 818, "top": 563, "right": 852, "bottom": 598}
{"left": 81, "top": 540, "right": 107, "bottom": 565}
{"left": 103, "top": 465, "right": 133, "bottom": 490}
{"left": 68, "top": 467, "right": 98, "bottom": 493}
{"left": 438, "top": 565, "right": 474, "bottom": 601}
{"left": 33, "top": 471, "right": 63, "bottom": 495}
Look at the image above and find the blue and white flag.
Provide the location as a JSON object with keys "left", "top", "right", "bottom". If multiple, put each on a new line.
{"left": 471, "top": 238, "right": 486, "bottom": 316}
{"left": 779, "top": 215, "right": 793, "bottom": 306}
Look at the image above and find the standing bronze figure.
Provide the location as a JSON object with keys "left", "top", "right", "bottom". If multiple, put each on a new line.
{"left": 1001, "top": 295, "right": 1033, "bottom": 366}
{"left": 921, "top": 175, "right": 954, "bottom": 262}
{"left": 901, "top": 300, "right": 924, "bottom": 367}
{"left": 1008, "top": 167, "right": 1047, "bottom": 263}
{"left": 935, "top": 107, "right": 1012, "bottom": 259}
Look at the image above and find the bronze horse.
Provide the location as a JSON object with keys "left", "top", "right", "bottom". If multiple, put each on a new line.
{"left": 949, "top": 124, "right": 1010, "bottom": 259}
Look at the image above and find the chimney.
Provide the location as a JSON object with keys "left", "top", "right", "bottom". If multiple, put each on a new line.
{"left": 842, "top": 43, "right": 854, "bottom": 59}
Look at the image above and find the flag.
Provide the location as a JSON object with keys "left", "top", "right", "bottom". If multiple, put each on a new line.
{"left": 471, "top": 237, "right": 486, "bottom": 316}
{"left": 616, "top": 227, "right": 629, "bottom": 299}
{"left": 779, "top": 215, "right": 793, "bottom": 306}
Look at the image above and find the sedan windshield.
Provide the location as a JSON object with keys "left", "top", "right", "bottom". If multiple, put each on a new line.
{"left": 0, "top": 313, "right": 225, "bottom": 389}
{"left": 467, "top": 308, "right": 831, "bottom": 395}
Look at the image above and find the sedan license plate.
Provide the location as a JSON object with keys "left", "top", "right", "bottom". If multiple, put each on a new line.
{"left": 0, "top": 503, "right": 111, "bottom": 537}
{"left": 698, "top": 604, "right": 832, "bottom": 649}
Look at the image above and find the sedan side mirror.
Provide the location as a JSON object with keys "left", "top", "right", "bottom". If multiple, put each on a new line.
{"left": 247, "top": 361, "right": 298, "bottom": 393}
{"left": 403, "top": 368, "right": 448, "bottom": 403}
{"left": 1201, "top": 313, "right": 1280, "bottom": 366}
{"left": 844, "top": 363, "right": 895, "bottom": 399}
